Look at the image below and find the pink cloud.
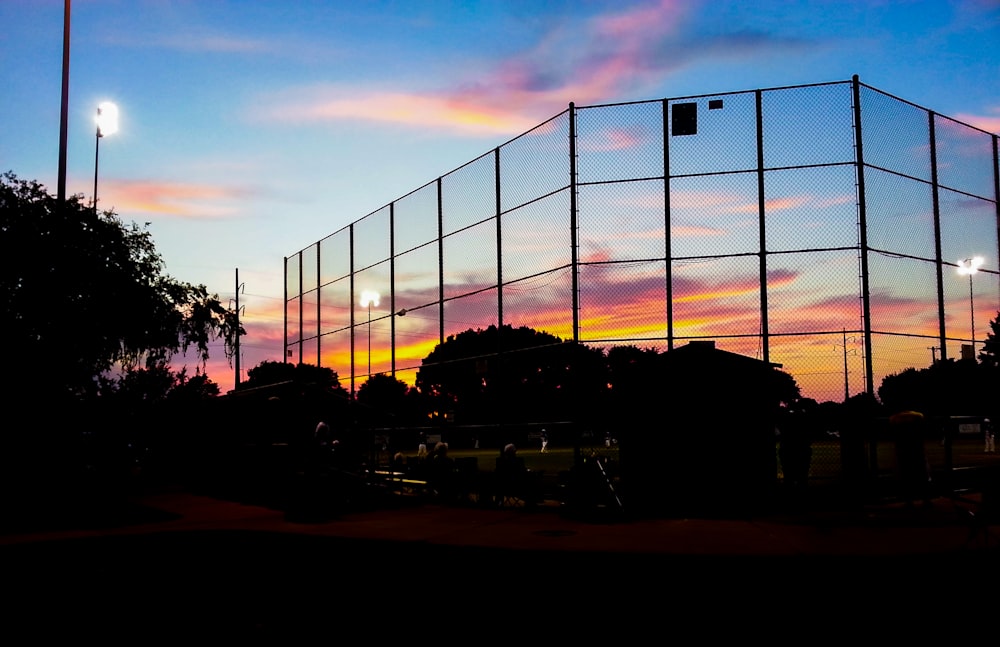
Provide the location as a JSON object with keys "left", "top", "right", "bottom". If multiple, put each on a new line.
{"left": 255, "top": 1, "right": 698, "bottom": 135}
{"left": 103, "top": 179, "right": 252, "bottom": 218}
{"left": 579, "top": 127, "right": 647, "bottom": 152}
{"left": 262, "top": 89, "right": 542, "bottom": 135}
{"left": 732, "top": 195, "right": 811, "bottom": 214}
{"left": 815, "top": 195, "right": 854, "bottom": 208}
{"left": 953, "top": 110, "right": 1000, "bottom": 135}
{"left": 255, "top": 1, "right": 818, "bottom": 139}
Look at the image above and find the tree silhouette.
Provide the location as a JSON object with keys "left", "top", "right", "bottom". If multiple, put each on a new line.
{"left": 980, "top": 311, "right": 1000, "bottom": 368}
{"left": 1, "top": 171, "right": 243, "bottom": 404}
{"left": 244, "top": 360, "right": 344, "bottom": 392}
{"left": 769, "top": 367, "right": 802, "bottom": 408}
{"left": 356, "top": 373, "right": 415, "bottom": 425}
{"left": 878, "top": 358, "right": 992, "bottom": 417}
{"left": 416, "top": 324, "right": 608, "bottom": 424}
{"left": 606, "top": 345, "right": 659, "bottom": 391}
{"left": 99, "top": 363, "right": 220, "bottom": 404}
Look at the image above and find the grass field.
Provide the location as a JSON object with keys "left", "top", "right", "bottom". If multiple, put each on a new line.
{"left": 807, "top": 438, "right": 999, "bottom": 477}
{"left": 386, "top": 438, "right": 998, "bottom": 484}
{"left": 392, "top": 445, "right": 616, "bottom": 475}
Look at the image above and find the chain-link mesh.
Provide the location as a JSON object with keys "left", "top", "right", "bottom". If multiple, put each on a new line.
{"left": 576, "top": 100, "right": 664, "bottom": 184}
{"left": 353, "top": 206, "right": 390, "bottom": 272}
{"left": 865, "top": 169, "right": 937, "bottom": 260}
{"left": 668, "top": 92, "right": 758, "bottom": 175}
{"left": 284, "top": 77, "right": 999, "bottom": 419}
{"left": 501, "top": 190, "right": 572, "bottom": 282}
{"left": 860, "top": 86, "right": 933, "bottom": 182}
{"left": 394, "top": 181, "right": 439, "bottom": 256}
{"left": 762, "top": 83, "right": 856, "bottom": 168}
{"left": 318, "top": 279, "right": 350, "bottom": 336}
{"left": 503, "top": 268, "right": 575, "bottom": 340}
{"left": 579, "top": 260, "right": 667, "bottom": 342}
{"left": 934, "top": 114, "right": 996, "bottom": 200}
{"left": 499, "top": 113, "right": 571, "bottom": 212}
{"left": 442, "top": 152, "right": 496, "bottom": 235}
{"left": 319, "top": 228, "right": 350, "bottom": 286}
{"left": 442, "top": 221, "right": 495, "bottom": 300}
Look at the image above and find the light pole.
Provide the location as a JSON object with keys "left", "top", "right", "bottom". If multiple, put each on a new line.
{"left": 957, "top": 256, "right": 984, "bottom": 355}
{"left": 93, "top": 101, "right": 118, "bottom": 213}
{"left": 360, "top": 290, "right": 379, "bottom": 376}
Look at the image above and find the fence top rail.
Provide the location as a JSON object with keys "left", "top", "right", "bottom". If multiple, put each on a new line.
{"left": 577, "top": 78, "right": 854, "bottom": 111}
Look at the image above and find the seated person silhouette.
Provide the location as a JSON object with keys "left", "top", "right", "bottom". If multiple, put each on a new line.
{"left": 494, "top": 444, "right": 536, "bottom": 507}
{"left": 426, "top": 442, "right": 455, "bottom": 498}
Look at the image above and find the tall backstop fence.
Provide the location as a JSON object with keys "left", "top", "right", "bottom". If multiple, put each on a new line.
{"left": 284, "top": 76, "right": 999, "bottom": 405}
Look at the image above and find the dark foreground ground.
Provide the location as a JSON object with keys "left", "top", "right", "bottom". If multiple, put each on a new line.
{"left": 2, "top": 481, "right": 998, "bottom": 638}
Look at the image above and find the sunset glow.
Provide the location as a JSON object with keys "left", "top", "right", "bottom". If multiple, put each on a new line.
{"left": 4, "top": 1, "right": 997, "bottom": 396}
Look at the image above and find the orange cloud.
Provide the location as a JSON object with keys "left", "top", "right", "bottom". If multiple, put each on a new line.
{"left": 673, "top": 275, "right": 761, "bottom": 303}
{"left": 104, "top": 179, "right": 252, "bottom": 218}
{"left": 261, "top": 89, "right": 542, "bottom": 136}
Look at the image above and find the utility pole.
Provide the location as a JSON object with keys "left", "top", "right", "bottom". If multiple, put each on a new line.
{"left": 57, "top": 0, "right": 71, "bottom": 203}
{"left": 836, "top": 329, "right": 858, "bottom": 402}
{"left": 233, "top": 268, "right": 245, "bottom": 388}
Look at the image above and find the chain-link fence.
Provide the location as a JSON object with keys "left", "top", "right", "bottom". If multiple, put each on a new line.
{"left": 285, "top": 77, "right": 999, "bottom": 410}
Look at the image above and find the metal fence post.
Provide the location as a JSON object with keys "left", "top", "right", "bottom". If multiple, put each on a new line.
{"left": 390, "top": 201, "right": 396, "bottom": 375}
{"left": 349, "top": 223, "right": 355, "bottom": 395}
{"left": 928, "top": 112, "right": 947, "bottom": 360}
{"left": 316, "top": 242, "right": 322, "bottom": 367}
{"left": 283, "top": 255, "right": 288, "bottom": 364}
{"left": 298, "top": 251, "right": 304, "bottom": 367}
{"left": 852, "top": 75, "right": 876, "bottom": 394}
{"left": 756, "top": 89, "right": 770, "bottom": 363}
{"left": 663, "top": 98, "right": 674, "bottom": 349}
{"left": 438, "top": 177, "right": 446, "bottom": 346}
{"left": 569, "top": 102, "right": 580, "bottom": 343}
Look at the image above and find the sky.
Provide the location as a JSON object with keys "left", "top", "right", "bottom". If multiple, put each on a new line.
{"left": 2, "top": 0, "right": 999, "bottom": 397}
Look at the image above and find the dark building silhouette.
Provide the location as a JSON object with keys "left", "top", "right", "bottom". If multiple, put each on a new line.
{"left": 619, "top": 341, "right": 781, "bottom": 517}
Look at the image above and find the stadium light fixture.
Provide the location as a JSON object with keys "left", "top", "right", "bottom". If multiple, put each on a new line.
{"left": 93, "top": 101, "right": 119, "bottom": 212}
{"left": 957, "top": 256, "right": 984, "bottom": 355}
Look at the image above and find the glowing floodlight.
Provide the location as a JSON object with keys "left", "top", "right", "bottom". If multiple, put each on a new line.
{"left": 96, "top": 101, "right": 119, "bottom": 137}
{"left": 93, "top": 101, "right": 119, "bottom": 212}
{"left": 957, "top": 256, "right": 984, "bottom": 276}
{"left": 957, "top": 256, "right": 985, "bottom": 355}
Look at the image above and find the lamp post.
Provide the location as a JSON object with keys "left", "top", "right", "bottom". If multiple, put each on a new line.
{"left": 360, "top": 290, "right": 380, "bottom": 376}
{"left": 957, "top": 256, "right": 984, "bottom": 355}
{"left": 93, "top": 101, "right": 119, "bottom": 213}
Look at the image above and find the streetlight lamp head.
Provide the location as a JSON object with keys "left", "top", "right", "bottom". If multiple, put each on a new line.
{"left": 957, "top": 256, "right": 984, "bottom": 276}
{"left": 360, "top": 290, "right": 380, "bottom": 308}
{"left": 96, "top": 101, "right": 119, "bottom": 138}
